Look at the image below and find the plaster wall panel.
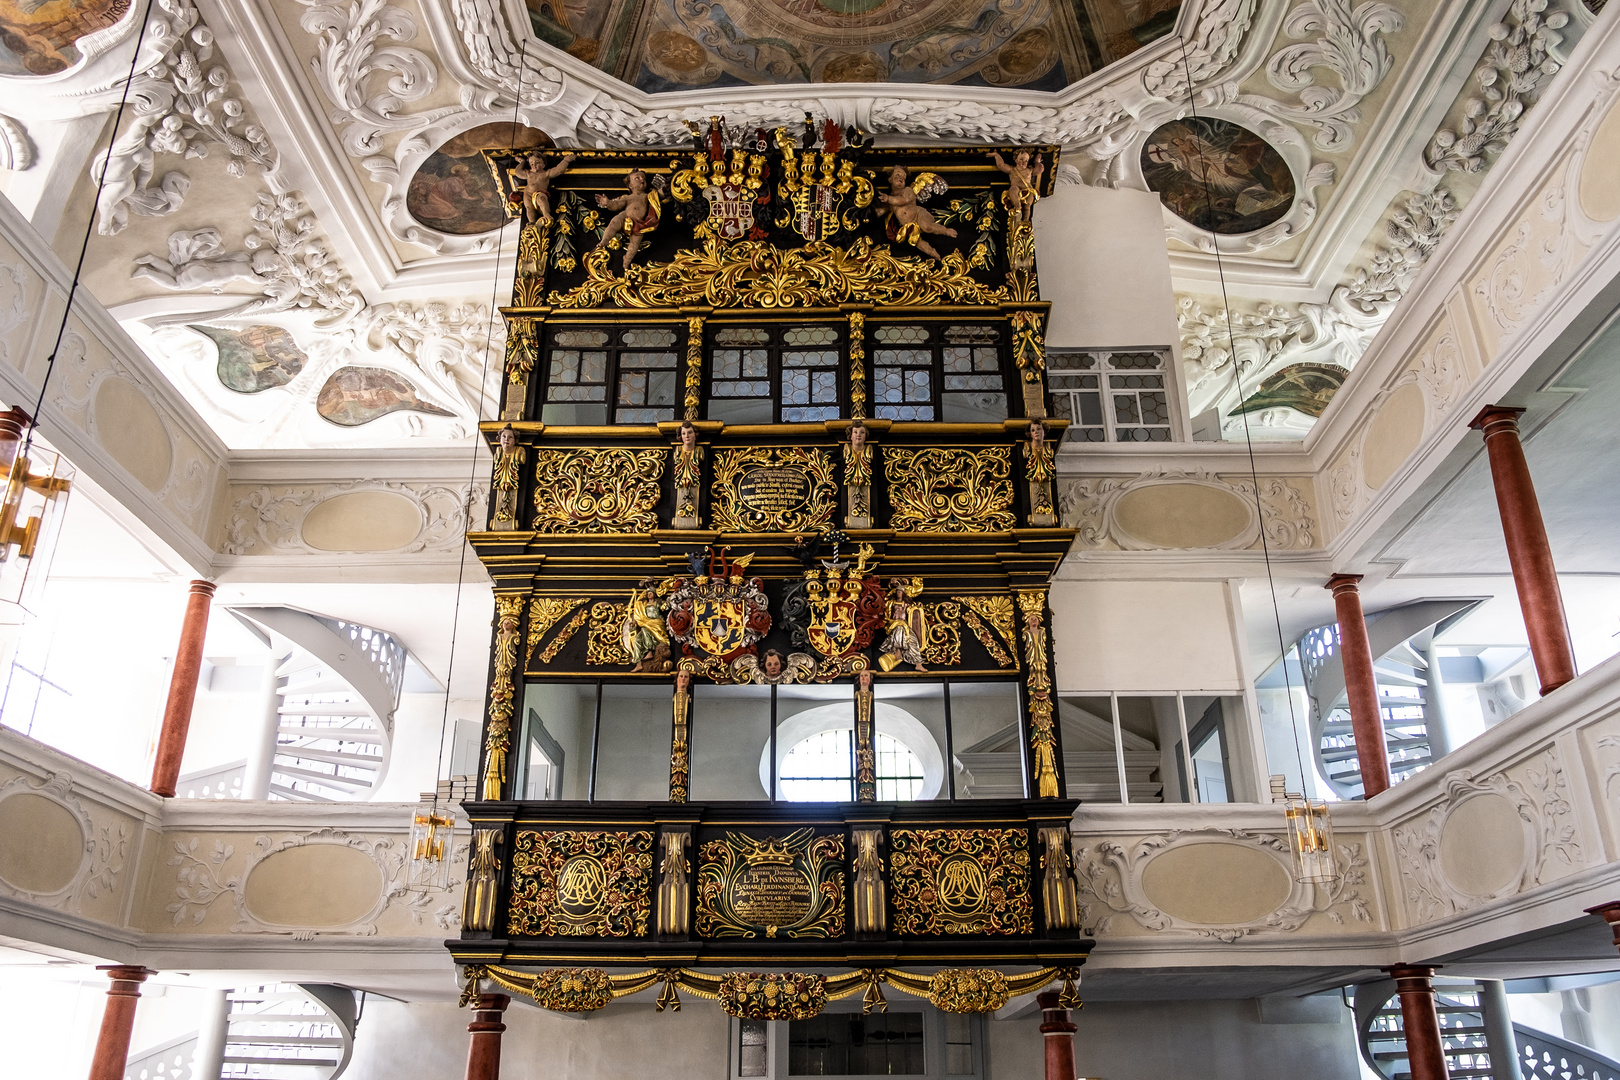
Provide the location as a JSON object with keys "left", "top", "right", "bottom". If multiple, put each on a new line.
{"left": 1049, "top": 580, "right": 1241, "bottom": 692}
{"left": 341, "top": 998, "right": 731, "bottom": 1080}
{"left": 1034, "top": 184, "right": 1178, "bottom": 351}
{"left": 1361, "top": 382, "right": 1426, "bottom": 490}
{"left": 1578, "top": 92, "right": 1620, "bottom": 224}
{"left": 987, "top": 998, "right": 1361, "bottom": 1080}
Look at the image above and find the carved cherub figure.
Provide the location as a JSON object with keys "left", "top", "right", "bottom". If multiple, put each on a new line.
{"left": 511, "top": 151, "right": 575, "bottom": 228}
{"left": 734, "top": 648, "right": 817, "bottom": 685}
{"left": 991, "top": 149, "right": 1044, "bottom": 224}
{"left": 595, "top": 169, "right": 662, "bottom": 269}
{"left": 878, "top": 166, "right": 956, "bottom": 261}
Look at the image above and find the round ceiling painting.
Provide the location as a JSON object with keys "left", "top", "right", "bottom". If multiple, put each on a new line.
{"left": 407, "top": 122, "right": 552, "bottom": 235}
{"left": 1141, "top": 117, "right": 1296, "bottom": 235}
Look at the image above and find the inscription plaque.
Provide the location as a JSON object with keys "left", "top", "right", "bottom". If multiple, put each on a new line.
{"left": 738, "top": 467, "right": 812, "bottom": 518}
{"left": 710, "top": 448, "right": 836, "bottom": 533}
{"left": 731, "top": 863, "right": 814, "bottom": 925}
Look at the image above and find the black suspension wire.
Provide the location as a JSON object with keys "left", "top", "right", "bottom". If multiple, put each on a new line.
{"left": 21, "top": 0, "right": 159, "bottom": 462}
{"left": 1175, "top": 36, "right": 1311, "bottom": 791}
{"left": 431, "top": 38, "right": 533, "bottom": 812}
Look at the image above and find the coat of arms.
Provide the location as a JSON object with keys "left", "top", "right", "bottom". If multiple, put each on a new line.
{"left": 666, "top": 547, "right": 771, "bottom": 678}
{"left": 782, "top": 541, "right": 884, "bottom": 678}
{"left": 774, "top": 122, "right": 873, "bottom": 245}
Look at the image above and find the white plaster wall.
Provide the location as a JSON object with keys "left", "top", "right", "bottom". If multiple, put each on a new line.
{"left": 1050, "top": 580, "right": 1243, "bottom": 692}
{"left": 344, "top": 998, "right": 731, "bottom": 1080}
{"left": 1034, "top": 185, "right": 1178, "bottom": 351}
{"left": 988, "top": 998, "right": 1361, "bottom": 1080}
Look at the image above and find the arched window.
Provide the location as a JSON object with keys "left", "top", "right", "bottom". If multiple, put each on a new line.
{"left": 776, "top": 727, "right": 928, "bottom": 802}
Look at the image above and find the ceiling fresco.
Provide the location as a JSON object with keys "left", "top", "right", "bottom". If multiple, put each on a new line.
{"left": 528, "top": 0, "right": 1182, "bottom": 93}
{"left": 406, "top": 122, "right": 553, "bottom": 236}
{"left": 0, "top": 0, "right": 128, "bottom": 76}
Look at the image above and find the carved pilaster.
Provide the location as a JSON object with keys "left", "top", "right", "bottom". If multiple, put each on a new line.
{"left": 670, "top": 671, "right": 692, "bottom": 803}
{"left": 658, "top": 830, "right": 692, "bottom": 937}
{"left": 463, "top": 827, "right": 503, "bottom": 931}
{"left": 1018, "top": 590, "right": 1060, "bottom": 798}
{"left": 1023, "top": 424, "right": 1055, "bottom": 528}
{"left": 1011, "top": 309, "right": 1048, "bottom": 419}
{"left": 852, "top": 827, "right": 886, "bottom": 934}
{"left": 683, "top": 313, "right": 705, "bottom": 421}
{"left": 673, "top": 441, "right": 704, "bottom": 529}
{"left": 501, "top": 315, "right": 539, "bottom": 421}
{"left": 1039, "top": 826, "right": 1079, "bottom": 930}
{"left": 481, "top": 594, "right": 526, "bottom": 801}
{"left": 847, "top": 309, "right": 868, "bottom": 420}
{"left": 855, "top": 674, "right": 876, "bottom": 802}
{"left": 843, "top": 432, "right": 873, "bottom": 531}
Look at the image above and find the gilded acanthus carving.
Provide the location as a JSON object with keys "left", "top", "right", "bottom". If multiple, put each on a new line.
{"left": 884, "top": 447, "right": 1015, "bottom": 533}
{"left": 481, "top": 594, "right": 524, "bottom": 801}
{"left": 889, "top": 828, "right": 1032, "bottom": 936}
{"left": 550, "top": 237, "right": 1009, "bottom": 311}
{"left": 531, "top": 449, "right": 665, "bottom": 534}
{"left": 507, "top": 830, "right": 654, "bottom": 938}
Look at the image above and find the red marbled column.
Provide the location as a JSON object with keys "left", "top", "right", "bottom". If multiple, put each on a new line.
{"left": 1586, "top": 901, "right": 1620, "bottom": 955}
{"left": 87, "top": 966, "right": 151, "bottom": 1080}
{"left": 1470, "top": 406, "right": 1577, "bottom": 694}
{"left": 465, "top": 993, "right": 510, "bottom": 1080}
{"left": 1387, "top": 965, "right": 1450, "bottom": 1080}
{"left": 1328, "top": 574, "right": 1392, "bottom": 799}
{"left": 1038, "top": 991, "right": 1077, "bottom": 1080}
{"left": 149, "top": 580, "right": 216, "bottom": 797}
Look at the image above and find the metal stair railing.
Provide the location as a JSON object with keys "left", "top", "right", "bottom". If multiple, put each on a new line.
{"left": 221, "top": 983, "right": 357, "bottom": 1079}
{"left": 123, "top": 1033, "right": 199, "bottom": 1080}
{"left": 1519, "top": 1025, "right": 1620, "bottom": 1080}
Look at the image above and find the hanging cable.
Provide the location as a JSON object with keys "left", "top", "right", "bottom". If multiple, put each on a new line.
{"left": 432, "top": 37, "right": 534, "bottom": 813}
{"left": 22, "top": 0, "right": 159, "bottom": 461}
{"left": 1175, "top": 36, "right": 1312, "bottom": 793}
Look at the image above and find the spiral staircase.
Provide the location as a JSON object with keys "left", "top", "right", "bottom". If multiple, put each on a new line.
{"left": 1297, "top": 599, "right": 1481, "bottom": 800}
{"left": 178, "top": 608, "right": 406, "bottom": 803}
{"left": 1354, "top": 980, "right": 1620, "bottom": 1080}
{"left": 122, "top": 984, "right": 359, "bottom": 1080}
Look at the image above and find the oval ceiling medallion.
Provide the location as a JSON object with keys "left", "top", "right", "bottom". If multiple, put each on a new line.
{"left": 407, "top": 122, "right": 552, "bottom": 236}
{"left": 1141, "top": 117, "right": 1297, "bottom": 235}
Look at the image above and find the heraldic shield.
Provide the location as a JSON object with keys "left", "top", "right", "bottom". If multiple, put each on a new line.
{"left": 784, "top": 543, "right": 884, "bottom": 676}
{"left": 666, "top": 547, "right": 771, "bottom": 673}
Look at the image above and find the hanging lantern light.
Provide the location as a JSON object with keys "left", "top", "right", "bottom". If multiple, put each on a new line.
{"left": 407, "top": 802, "right": 457, "bottom": 891}
{"left": 0, "top": 406, "right": 72, "bottom": 612}
{"left": 1284, "top": 795, "right": 1337, "bottom": 884}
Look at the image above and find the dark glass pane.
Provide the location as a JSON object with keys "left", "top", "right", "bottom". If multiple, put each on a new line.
{"left": 1079, "top": 391, "right": 1103, "bottom": 426}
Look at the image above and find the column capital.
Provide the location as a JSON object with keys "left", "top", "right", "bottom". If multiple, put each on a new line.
{"left": 187, "top": 580, "right": 218, "bottom": 597}
{"left": 1383, "top": 964, "right": 1439, "bottom": 983}
{"left": 96, "top": 965, "right": 154, "bottom": 984}
{"left": 1325, "top": 573, "right": 1364, "bottom": 595}
{"left": 1585, "top": 901, "right": 1620, "bottom": 952}
{"left": 1469, "top": 405, "right": 1526, "bottom": 433}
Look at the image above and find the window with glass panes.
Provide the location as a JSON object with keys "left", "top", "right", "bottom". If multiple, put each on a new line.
{"left": 778, "top": 729, "right": 926, "bottom": 802}
{"left": 789, "top": 1012, "right": 925, "bottom": 1076}
{"left": 706, "top": 325, "right": 841, "bottom": 423}
{"left": 1049, "top": 349, "right": 1174, "bottom": 442}
{"left": 872, "top": 324, "right": 1008, "bottom": 423}
{"left": 541, "top": 325, "right": 681, "bottom": 424}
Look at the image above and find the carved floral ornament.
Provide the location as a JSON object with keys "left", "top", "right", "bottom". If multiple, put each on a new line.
{"left": 0, "top": 771, "right": 124, "bottom": 913}
{"left": 1073, "top": 827, "right": 1372, "bottom": 941}
{"left": 1391, "top": 753, "right": 1586, "bottom": 923}
{"left": 1056, "top": 467, "right": 1316, "bottom": 551}
{"left": 164, "top": 826, "right": 466, "bottom": 936}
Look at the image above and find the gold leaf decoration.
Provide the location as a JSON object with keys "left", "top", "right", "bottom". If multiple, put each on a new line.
{"left": 710, "top": 446, "right": 837, "bottom": 534}
{"left": 532, "top": 448, "right": 665, "bottom": 534}
{"left": 928, "top": 969, "right": 1012, "bottom": 1013}
{"left": 527, "top": 597, "right": 587, "bottom": 662}
{"left": 532, "top": 968, "right": 612, "bottom": 1013}
{"left": 507, "top": 830, "right": 654, "bottom": 938}
{"left": 889, "top": 827, "right": 1032, "bottom": 936}
{"left": 884, "top": 447, "right": 1015, "bottom": 533}
{"left": 588, "top": 602, "right": 629, "bottom": 665}
{"left": 550, "top": 237, "right": 1009, "bottom": 311}
{"left": 696, "top": 828, "right": 845, "bottom": 940}
{"left": 718, "top": 972, "right": 828, "bottom": 1020}
{"left": 956, "top": 595, "right": 1018, "bottom": 668}
{"left": 922, "top": 601, "right": 961, "bottom": 666}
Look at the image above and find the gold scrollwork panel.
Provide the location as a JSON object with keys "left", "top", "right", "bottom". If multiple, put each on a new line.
{"left": 884, "top": 447, "right": 1015, "bottom": 533}
{"left": 889, "top": 827, "right": 1032, "bottom": 936}
{"left": 507, "top": 829, "right": 654, "bottom": 938}
{"left": 532, "top": 448, "right": 665, "bottom": 534}
{"left": 711, "top": 447, "right": 837, "bottom": 534}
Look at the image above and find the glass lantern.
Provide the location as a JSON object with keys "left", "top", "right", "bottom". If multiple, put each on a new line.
{"left": 1284, "top": 796, "right": 1336, "bottom": 885}
{"left": 407, "top": 806, "right": 457, "bottom": 891}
